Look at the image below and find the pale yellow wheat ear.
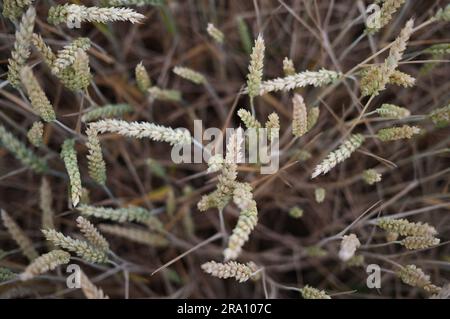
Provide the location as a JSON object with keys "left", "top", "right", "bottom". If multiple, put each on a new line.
{"left": 48, "top": 4, "right": 145, "bottom": 27}
{"left": 2, "top": 0, "right": 35, "bottom": 21}
{"left": 60, "top": 139, "right": 82, "bottom": 207}
{"left": 85, "top": 126, "right": 107, "bottom": 185}
{"left": 256, "top": 69, "right": 341, "bottom": 96}
{"left": 292, "top": 94, "right": 307, "bottom": 137}
{"left": 300, "top": 285, "right": 331, "bottom": 299}
{"left": 52, "top": 37, "right": 91, "bottom": 75}
{"left": 201, "top": 261, "right": 259, "bottom": 283}
{"left": 90, "top": 119, "right": 191, "bottom": 146}
{"left": 81, "top": 104, "right": 133, "bottom": 123}
{"left": 20, "top": 250, "right": 70, "bottom": 281}
{"left": 99, "top": 224, "right": 169, "bottom": 247}
{"left": 400, "top": 236, "right": 440, "bottom": 250}
{"left": 20, "top": 66, "right": 56, "bottom": 122}
{"left": 397, "top": 265, "right": 441, "bottom": 295}
{"left": 376, "top": 125, "right": 421, "bottom": 141}
{"left": 27, "top": 121, "right": 44, "bottom": 147}
{"left": 77, "top": 205, "right": 155, "bottom": 224}
{"left": 375, "top": 104, "right": 410, "bottom": 119}
{"left": 314, "top": 187, "right": 326, "bottom": 203}
{"left": 311, "top": 134, "right": 365, "bottom": 179}
{"left": 76, "top": 217, "right": 110, "bottom": 252}
{"left": 265, "top": 112, "right": 280, "bottom": 140}
{"left": 79, "top": 271, "right": 109, "bottom": 299}
{"left": 198, "top": 128, "right": 243, "bottom": 211}
{"left": 148, "top": 86, "right": 182, "bottom": 102}
{"left": 237, "top": 108, "right": 261, "bottom": 129}
{"left": 173, "top": 66, "right": 206, "bottom": 85}
{"left": 1, "top": 210, "right": 38, "bottom": 261}
{"left": 42, "top": 228, "right": 107, "bottom": 264}
{"left": 338, "top": 234, "right": 361, "bottom": 262}
{"left": 376, "top": 218, "right": 437, "bottom": 237}
{"left": 246, "top": 34, "right": 265, "bottom": 100}
{"left": 366, "top": 0, "right": 406, "bottom": 34}
{"left": 428, "top": 104, "right": 450, "bottom": 128}
{"left": 283, "top": 57, "right": 296, "bottom": 76}
{"left": 223, "top": 182, "right": 258, "bottom": 261}
{"left": 207, "top": 23, "right": 224, "bottom": 44}
{"left": 361, "top": 19, "right": 414, "bottom": 96}
{"left": 0, "top": 124, "right": 48, "bottom": 173}
{"left": 135, "top": 62, "right": 152, "bottom": 93}
{"left": 362, "top": 169, "right": 382, "bottom": 185}
{"left": 7, "top": 6, "right": 35, "bottom": 88}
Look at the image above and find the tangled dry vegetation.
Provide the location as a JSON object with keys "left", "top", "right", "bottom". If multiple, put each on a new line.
{"left": 0, "top": 0, "right": 449, "bottom": 299}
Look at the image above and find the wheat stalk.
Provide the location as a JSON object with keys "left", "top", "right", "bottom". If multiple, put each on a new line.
{"left": 20, "top": 250, "right": 70, "bottom": 281}
{"left": 311, "top": 134, "right": 365, "bottom": 179}
{"left": 1, "top": 210, "right": 38, "bottom": 261}
{"left": 7, "top": 6, "right": 35, "bottom": 87}
{"left": 61, "top": 139, "right": 82, "bottom": 207}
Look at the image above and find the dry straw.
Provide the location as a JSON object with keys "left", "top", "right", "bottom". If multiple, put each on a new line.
{"left": 42, "top": 228, "right": 107, "bottom": 264}
{"left": 1, "top": 210, "right": 38, "bottom": 261}
{"left": 61, "top": 139, "right": 82, "bottom": 207}
{"left": 7, "top": 6, "right": 35, "bottom": 88}
{"left": 0, "top": 124, "right": 47, "bottom": 173}
{"left": 311, "top": 134, "right": 365, "bottom": 179}
{"left": 201, "top": 261, "right": 258, "bottom": 283}
{"left": 20, "top": 250, "right": 70, "bottom": 281}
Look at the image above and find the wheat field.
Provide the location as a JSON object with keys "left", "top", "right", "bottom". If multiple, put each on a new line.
{"left": 0, "top": 0, "right": 449, "bottom": 299}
